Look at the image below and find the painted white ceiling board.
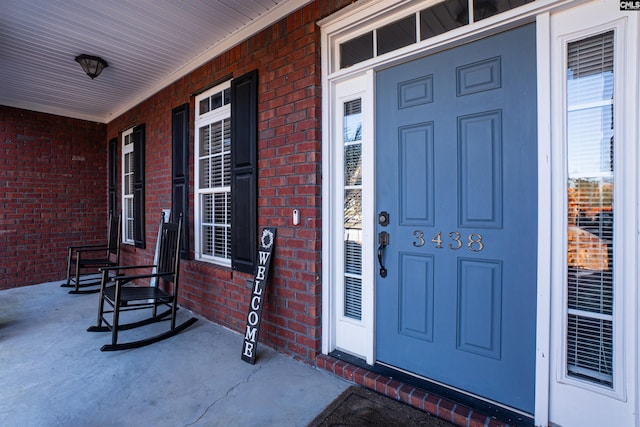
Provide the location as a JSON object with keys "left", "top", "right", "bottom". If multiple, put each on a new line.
{"left": 0, "top": 0, "right": 310, "bottom": 122}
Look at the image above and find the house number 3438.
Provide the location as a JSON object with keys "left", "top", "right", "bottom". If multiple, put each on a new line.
{"left": 412, "top": 230, "right": 484, "bottom": 252}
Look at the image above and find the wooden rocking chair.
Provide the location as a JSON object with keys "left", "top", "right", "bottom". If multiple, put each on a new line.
{"left": 87, "top": 213, "right": 197, "bottom": 351}
{"left": 63, "top": 213, "right": 121, "bottom": 294}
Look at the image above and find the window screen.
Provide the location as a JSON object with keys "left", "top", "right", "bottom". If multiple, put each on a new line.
{"left": 566, "top": 31, "right": 614, "bottom": 387}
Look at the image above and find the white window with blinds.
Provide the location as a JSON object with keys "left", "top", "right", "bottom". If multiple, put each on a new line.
{"left": 195, "top": 82, "right": 232, "bottom": 265}
{"left": 549, "top": 4, "right": 638, "bottom": 424}
{"left": 329, "top": 73, "right": 374, "bottom": 362}
{"left": 565, "top": 31, "right": 615, "bottom": 388}
{"left": 344, "top": 98, "right": 363, "bottom": 320}
{"left": 121, "top": 127, "right": 134, "bottom": 244}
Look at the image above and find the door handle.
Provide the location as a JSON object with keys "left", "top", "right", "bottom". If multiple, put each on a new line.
{"left": 378, "top": 231, "right": 389, "bottom": 278}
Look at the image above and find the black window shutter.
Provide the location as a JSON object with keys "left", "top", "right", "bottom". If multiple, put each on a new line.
{"left": 172, "top": 103, "right": 190, "bottom": 259}
{"left": 108, "top": 137, "right": 117, "bottom": 216}
{"left": 132, "top": 124, "right": 146, "bottom": 249}
{"left": 231, "top": 70, "right": 258, "bottom": 274}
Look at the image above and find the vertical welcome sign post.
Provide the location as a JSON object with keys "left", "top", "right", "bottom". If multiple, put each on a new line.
{"left": 241, "top": 227, "right": 276, "bottom": 364}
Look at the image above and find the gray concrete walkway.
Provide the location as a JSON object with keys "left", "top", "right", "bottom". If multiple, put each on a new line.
{"left": 0, "top": 281, "right": 350, "bottom": 427}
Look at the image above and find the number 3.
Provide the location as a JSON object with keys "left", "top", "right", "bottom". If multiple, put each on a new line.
{"left": 448, "top": 231, "right": 462, "bottom": 250}
{"left": 413, "top": 230, "right": 425, "bottom": 247}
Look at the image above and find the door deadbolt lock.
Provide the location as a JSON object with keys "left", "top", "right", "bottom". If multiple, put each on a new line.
{"left": 378, "top": 211, "right": 389, "bottom": 227}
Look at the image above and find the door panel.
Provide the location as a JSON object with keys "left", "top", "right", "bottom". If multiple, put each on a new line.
{"left": 457, "top": 258, "right": 502, "bottom": 359}
{"left": 376, "top": 24, "right": 537, "bottom": 413}
{"left": 399, "top": 253, "right": 434, "bottom": 341}
{"left": 458, "top": 111, "right": 502, "bottom": 227}
{"left": 399, "top": 123, "right": 434, "bottom": 225}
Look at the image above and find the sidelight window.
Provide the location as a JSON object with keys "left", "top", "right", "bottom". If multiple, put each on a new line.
{"left": 565, "top": 31, "right": 615, "bottom": 387}
{"left": 344, "top": 98, "right": 363, "bottom": 320}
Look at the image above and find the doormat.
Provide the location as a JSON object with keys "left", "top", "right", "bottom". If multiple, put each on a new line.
{"left": 308, "top": 386, "right": 455, "bottom": 427}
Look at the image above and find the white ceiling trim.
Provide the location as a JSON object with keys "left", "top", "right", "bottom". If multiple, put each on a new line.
{"left": 2, "top": 99, "right": 105, "bottom": 124}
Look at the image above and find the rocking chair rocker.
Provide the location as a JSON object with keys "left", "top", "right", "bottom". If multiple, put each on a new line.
{"left": 87, "top": 213, "right": 197, "bottom": 351}
{"left": 63, "top": 213, "right": 121, "bottom": 294}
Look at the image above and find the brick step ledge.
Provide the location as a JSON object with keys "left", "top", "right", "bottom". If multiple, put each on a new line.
{"left": 316, "top": 354, "right": 532, "bottom": 427}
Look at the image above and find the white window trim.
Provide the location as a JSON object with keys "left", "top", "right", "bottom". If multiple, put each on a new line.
{"left": 556, "top": 23, "right": 624, "bottom": 398}
{"left": 194, "top": 81, "right": 232, "bottom": 267}
{"left": 121, "top": 127, "right": 134, "bottom": 245}
{"left": 548, "top": 2, "right": 639, "bottom": 426}
{"left": 552, "top": 0, "right": 638, "bottom": 400}
{"left": 327, "top": 72, "right": 375, "bottom": 363}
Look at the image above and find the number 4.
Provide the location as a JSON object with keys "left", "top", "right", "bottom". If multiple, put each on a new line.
{"left": 431, "top": 231, "right": 442, "bottom": 249}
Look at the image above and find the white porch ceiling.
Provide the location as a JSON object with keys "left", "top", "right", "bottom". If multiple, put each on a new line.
{"left": 0, "top": 0, "right": 311, "bottom": 123}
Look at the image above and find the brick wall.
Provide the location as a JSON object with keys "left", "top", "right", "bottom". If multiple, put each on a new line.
{"left": 106, "top": 0, "right": 351, "bottom": 363}
{"left": 0, "top": 106, "right": 107, "bottom": 289}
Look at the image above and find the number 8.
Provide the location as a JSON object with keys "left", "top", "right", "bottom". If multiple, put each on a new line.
{"left": 468, "top": 233, "right": 484, "bottom": 252}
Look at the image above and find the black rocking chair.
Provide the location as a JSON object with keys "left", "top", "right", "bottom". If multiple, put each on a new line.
{"left": 87, "top": 213, "right": 197, "bottom": 351}
{"left": 63, "top": 213, "right": 121, "bottom": 294}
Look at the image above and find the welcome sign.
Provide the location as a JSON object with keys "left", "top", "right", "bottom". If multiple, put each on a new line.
{"left": 241, "top": 227, "right": 276, "bottom": 364}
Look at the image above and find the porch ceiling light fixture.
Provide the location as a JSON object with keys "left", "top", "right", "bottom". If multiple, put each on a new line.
{"left": 75, "top": 54, "right": 108, "bottom": 79}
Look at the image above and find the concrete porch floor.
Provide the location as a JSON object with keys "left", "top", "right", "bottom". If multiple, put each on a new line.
{"left": 0, "top": 281, "right": 350, "bottom": 427}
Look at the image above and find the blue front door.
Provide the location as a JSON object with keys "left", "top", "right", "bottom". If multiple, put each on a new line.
{"left": 375, "top": 24, "right": 537, "bottom": 413}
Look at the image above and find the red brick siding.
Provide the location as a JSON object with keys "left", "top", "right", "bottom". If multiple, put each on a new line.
{"left": 105, "top": 1, "right": 352, "bottom": 362}
{"left": 0, "top": 106, "right": 107, "bottom": 289}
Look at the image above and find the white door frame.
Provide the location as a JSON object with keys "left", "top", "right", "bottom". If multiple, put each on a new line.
{"left": 320, "top": 1, "right": 639, "bottom": 425}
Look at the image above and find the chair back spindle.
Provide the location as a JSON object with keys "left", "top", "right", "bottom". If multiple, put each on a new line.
{"left": 156, "top": 218, "right": 181, "bottom": 283}
{"left": 107, "top": 214, "right": 121, "bottom": 255}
